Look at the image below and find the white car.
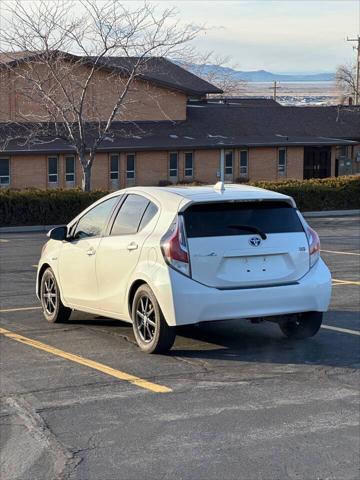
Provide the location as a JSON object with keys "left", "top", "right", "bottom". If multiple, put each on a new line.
{"left": 37, "top": 183, "right": 332, "bottom": 353}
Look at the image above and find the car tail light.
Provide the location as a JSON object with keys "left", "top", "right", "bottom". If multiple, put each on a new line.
{"left": 306, "top": 225, "right": 320, "bottom": 267}
{"left": 161, "top": 215, "right": 191, "bottom": 276}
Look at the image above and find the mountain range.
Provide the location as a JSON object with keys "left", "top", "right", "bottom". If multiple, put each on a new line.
{"left": 191, "top": 65, "right": 334, "bottom": 82}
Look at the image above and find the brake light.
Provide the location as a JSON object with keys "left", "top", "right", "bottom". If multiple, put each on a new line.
{"left": 161, "top": 215, "right": 190, "bottom": 276}
{"left": 306, "top": 225, "right": 320, "bottom": 267}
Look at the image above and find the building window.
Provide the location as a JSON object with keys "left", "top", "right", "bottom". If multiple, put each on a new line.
{"left": 225, "top": 150, "right": 233, "bottom": 175}
{"left": 65, "top": 156, "right": 75, "bottom": 183}
{"left": 0, "top": 157, "right": 10, "bottom": 186}
{"left": 169, "top": 152, "right": 178, "bottom": 178}
{"left": 278, "top": 148, "right": 287, "bottom": 176}
{"left": 339, "top": 146, "right": 348, "bottom": 157}
{"left": 184, "top": 151, "right": 193, "bottom": 177}
{"left": 126, "top": 153, "right": 135, "bottom": 180}
{"left": 240, "top": 150, "right": 248, "bottom": 176}
{"left": 110, "top": 154, "right": 119, "bottom": 180}
{"left": 48, "top": 156, "right": 58, "bottom": 184}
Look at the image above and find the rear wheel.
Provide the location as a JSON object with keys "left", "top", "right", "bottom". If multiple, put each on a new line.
{"left": 40, "top": 268, "right": 71, "bottom": 323}
{"left": 132, "top": 284, "right": 176, "bottom": 354}
{"left": 279, "top": 311, "right": 323, "bottom": 339}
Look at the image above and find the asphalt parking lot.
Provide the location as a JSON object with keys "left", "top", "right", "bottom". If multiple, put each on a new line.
{"left": 0, "top": 215, "right": 359, "bottom": 480}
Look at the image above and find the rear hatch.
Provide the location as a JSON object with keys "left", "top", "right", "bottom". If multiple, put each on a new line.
{"left": 183, "top": 200, "right": 309, "bottom": 288}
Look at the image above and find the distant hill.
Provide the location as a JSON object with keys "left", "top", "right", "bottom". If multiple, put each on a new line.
{"left": 188, "top": 64, "right": 335, "bottom": 82}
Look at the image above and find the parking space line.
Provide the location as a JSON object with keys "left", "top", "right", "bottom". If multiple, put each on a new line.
{"left": 332, "top": 278, "right": 360, "bottom": 286}
{"left": 322, "top": 325, "right": 360, "bottom": 336}
{"left": 321, "top": 249, "right": 360, "bottom": 256}
{"left": 0, "top": 239, "right": 9, "bottom": 243}
{"left": 0, "top": 306, "right": 42, "bottom": 313}
{"left": 0, "top": 326, "right": 172, "bottom": 394}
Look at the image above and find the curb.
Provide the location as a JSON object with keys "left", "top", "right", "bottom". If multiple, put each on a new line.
{"left": 303, "top": 209, "right": 360, "bottom": 218}
{"left": 0, "top": 210, "right": 359, "bottom": 234}
{"left": 0, "top": 225, "right": 59, "bottom": 234}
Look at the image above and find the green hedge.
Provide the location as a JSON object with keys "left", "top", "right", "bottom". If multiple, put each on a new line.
{"left": 0, "top": 189, "right": 107, "bottom": 226}
{"left": 0, "top": 176, "right": 359, "bottom": 226}
{"left": 251, "top": 176, "right": 360, "bottom": 212}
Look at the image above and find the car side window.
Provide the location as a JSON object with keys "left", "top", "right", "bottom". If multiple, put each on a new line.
{"left": 73, "top": 196, "right": 119, "bottom": 239}
{"left": 138, "top": 201, "right": 158, "bottom": 231}
{"left": 110, "top": 194, "right": 151, "bottom": 236}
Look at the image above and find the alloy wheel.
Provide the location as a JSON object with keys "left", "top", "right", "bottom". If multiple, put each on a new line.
{"left": 135, "top": 295, "right": 156, "bottom": 343}
{"left": 42, "top": 276, "right": 57, "bottom": 315}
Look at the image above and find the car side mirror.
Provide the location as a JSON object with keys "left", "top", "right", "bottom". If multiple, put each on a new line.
{"left": 47, "top": 225, "right": 68, "bottom": 241}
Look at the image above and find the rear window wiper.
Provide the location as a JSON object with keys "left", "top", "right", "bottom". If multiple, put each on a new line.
{"left": 227, "top": 224, "right": 267, "bottom": 240}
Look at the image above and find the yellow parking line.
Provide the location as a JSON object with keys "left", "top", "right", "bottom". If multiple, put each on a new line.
{"left": 0, "top": 239, "right": 9, "bottom": 243}
{"left": 332, "top": 278, "right": 360, "bottom": 286}
{"left": 0, "top": 306, "right": 42, "bottom": 313}
{"left": 0, "top": 326, "right": 172, "bottom": 394}
{"left": 321, "top": 249, "right": 360, "bottom": 256}
{"left": 322, "top": 325, "right": 360, "bottom": 336}
{"left": 32, "top": 264, "right": 38, "bottom": 268}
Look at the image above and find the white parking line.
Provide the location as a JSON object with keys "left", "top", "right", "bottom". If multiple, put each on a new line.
{"left": 321, "top": 249, "right": 360, "bottom": 256}
{"left": 0, "top": 306, "right": 42, "bottom": 313}
{"left": 332, "top": 278, "right": 360, "bottom": 286}
{"left": 322, "top": 325, "right": 360, "bottom": 336}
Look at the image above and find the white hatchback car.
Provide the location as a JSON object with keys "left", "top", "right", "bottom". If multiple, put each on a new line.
{"left": 37, "top": 184, "right": 332, "bottom": 353}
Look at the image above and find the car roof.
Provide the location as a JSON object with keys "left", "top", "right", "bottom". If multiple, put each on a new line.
{"left": 119, "top": 184, "right": 294, "bottom": 207}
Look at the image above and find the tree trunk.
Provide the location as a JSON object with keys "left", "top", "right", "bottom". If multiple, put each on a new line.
{"left": 82, "top": 165, "right": 91, "bottom": 192}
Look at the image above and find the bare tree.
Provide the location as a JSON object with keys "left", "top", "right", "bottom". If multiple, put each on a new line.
{"left": 0, "top": 0, "right": 199, "bottom": 191}
{"left": 336, "top": 63, "right": 359, "bottom": 103}
{"left": 178, "top": 51, "right": 246, "bottom": 96}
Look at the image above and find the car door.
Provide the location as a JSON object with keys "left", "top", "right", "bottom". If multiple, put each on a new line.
{"left": 95, "top": 194, "right": 159, "bottom": 315}
{"left": 58, "top": 196, "right": 120, "bottom": 308}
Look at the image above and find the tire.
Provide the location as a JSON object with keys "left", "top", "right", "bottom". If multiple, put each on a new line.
{"left": 279, "top": 311, "right": 323, "bottom": 339}
{"left": 132, "top": 284, "right": 176, "bottom": 354}
{"left": 40, "top": 268, "right": 72, "bottom": 323}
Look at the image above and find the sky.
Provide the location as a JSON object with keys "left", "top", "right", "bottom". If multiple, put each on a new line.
{"left": 162, "top": 0, "right": 360, "bottom": 73}
{"left": 1, "top": 0, "right": 359, "bottom": 73}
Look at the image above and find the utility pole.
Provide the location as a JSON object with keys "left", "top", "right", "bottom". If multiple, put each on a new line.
{"left": 273, "top": 81, "right": 278, "bottom": 101}
{"left": 347, "top": 36, "right": 360, "bottom": 104}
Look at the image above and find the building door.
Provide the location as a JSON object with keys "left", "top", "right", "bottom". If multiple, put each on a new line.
{"left": 304, "top": 146, "right": 331, "bottom": 179}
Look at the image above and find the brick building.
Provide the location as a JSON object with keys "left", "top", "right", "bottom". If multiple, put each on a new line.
{"left": 0, "top": 51, "right": 359, "bottom": 190}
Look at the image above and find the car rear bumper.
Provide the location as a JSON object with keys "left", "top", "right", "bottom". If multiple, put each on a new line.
{"left": 169, "top": 258, "right": 331, "bottom": 326}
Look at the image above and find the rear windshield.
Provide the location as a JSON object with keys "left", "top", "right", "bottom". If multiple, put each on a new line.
{"left": 183, "top": 201, "right": 303, "bottom": 238}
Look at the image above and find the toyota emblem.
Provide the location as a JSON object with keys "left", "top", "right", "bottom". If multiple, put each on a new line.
{"left": 249, "top": 237, "right": 261, "bottom": 247}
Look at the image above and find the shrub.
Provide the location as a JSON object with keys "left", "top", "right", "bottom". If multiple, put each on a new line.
{"left": 251, "top": 176, "right": 360, "bottom": 211}
{"left": 234, "top": 177, "right": 250, "bottom": 184}
{"left": 0, "top": 188, "right": 108, "bottom": 226}
{"left": 176, "top": 179, "right": 206, "bottom": 186}
{"left": 0, "top": 176, "right": 359, "bottom": 227}
{"left": 158, "top": 180, "right": 172, "bottom": 187}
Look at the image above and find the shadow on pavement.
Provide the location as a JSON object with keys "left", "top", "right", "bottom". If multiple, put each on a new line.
{"left": 172, "top": 310, "right": 360, "bottom": 369}
{"left": 65, "top": 310, "right": 359, "bottom": 369}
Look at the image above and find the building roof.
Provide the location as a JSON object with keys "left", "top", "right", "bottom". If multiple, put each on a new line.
{"left": 88, "top": 56, "right": 223, "bottom": 95}
{"left": 0, "top": 51, "right": 223, "bottom": 96}
{"left": 1, "top": 104, "right": 359, "bottom": 154}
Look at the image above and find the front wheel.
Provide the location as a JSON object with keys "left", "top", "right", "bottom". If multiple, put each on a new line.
{"left": 132, "top": 284, "right": 176, "bottom": 354}
{"left": 40, "top": 268, "right": 71, "bottom": 323}
{"left": 279, "top": 311, "right": 323, "bottom": 339}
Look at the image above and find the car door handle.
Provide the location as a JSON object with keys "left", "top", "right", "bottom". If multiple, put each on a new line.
{"left": 127, "top": 242, "right": 138, "bottom": 251}
{"left": 86, "top": 248, "right": 96, "bottom": 256}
